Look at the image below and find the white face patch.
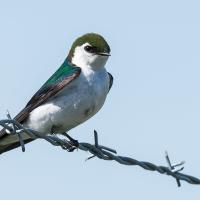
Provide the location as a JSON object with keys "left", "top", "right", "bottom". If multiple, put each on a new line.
{"left": 71, "top": 43, "right": 109, "bottom": 70}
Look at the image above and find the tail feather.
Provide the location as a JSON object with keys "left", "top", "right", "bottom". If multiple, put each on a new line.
{"left": 0, "top": 138, "right": 34, "bottom": 154}
{"left": 0, "top": 129, "right": 34, "bottom": 154}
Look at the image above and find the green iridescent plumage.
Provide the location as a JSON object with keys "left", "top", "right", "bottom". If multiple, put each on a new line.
{"left": 41, "top": 59, "right": 79, "bottom": 88}
{"left": 67, "top": 33, "right": 110, "bottom": 60}
{"left": 25, "top": 59, "right": 81, "bottom": 107}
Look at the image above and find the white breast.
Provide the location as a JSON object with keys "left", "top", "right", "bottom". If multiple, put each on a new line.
{"left": 24, "top": 67, "right": 110, "bottom": 134}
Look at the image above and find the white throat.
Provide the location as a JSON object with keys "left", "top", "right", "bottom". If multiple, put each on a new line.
{"left": 71, "top": 43, "right": 109, "bottom": 71}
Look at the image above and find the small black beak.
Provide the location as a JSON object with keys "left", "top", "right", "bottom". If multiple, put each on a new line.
{"left": 96, "top": 52, "right": 111, "bottom": 57}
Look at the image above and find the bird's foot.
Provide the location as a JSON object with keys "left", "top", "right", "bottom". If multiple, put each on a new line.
{"left": 44, "top": 134, "right": 78, "bottom": 152}
{"left": 62, "top": 133, "right": 79, "bottom": 152}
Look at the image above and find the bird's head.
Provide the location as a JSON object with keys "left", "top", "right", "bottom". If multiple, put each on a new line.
{"left": 67, "top": 33, "right": 110, "bottom": 70}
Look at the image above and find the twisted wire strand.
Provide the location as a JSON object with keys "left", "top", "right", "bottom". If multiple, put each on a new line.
{"left": 79, "top": 143, "right": 200, "bottom": 185}
{"left": 0, "top": 118, "right": 200, "bottom": 186}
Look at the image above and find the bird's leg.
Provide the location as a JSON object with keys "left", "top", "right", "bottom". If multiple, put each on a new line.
{"left": 62, "top": 132, "right": 79, "bottom": 152}
{"left": 42, "top": 133, "right": 79, "bottom": 152}
{"left": 42, "top": 134, "right": 65, "bottom": 146}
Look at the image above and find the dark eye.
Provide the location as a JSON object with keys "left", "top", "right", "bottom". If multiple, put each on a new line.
{"left": 84, "top": 45, "right": 96, "bottom": 53}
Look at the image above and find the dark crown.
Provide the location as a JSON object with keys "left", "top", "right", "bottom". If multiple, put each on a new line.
{"left": 67, "top": 33, "right": 110, "bottom": 61}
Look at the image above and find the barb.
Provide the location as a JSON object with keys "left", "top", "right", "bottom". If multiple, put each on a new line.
{"left": 6, "top": 111, "right": 25, "bottom": 152}
{"left": 0, "top": 118, "right": 200, "bottom": 187}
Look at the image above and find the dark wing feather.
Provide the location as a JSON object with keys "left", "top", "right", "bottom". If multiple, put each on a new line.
{"left": 15, "top": 67, "right": 81, "bottom": 123}
{"left": 0, "top": 60, "right": 81, "bottom": 154}
{"left": 108, "top": 72, "right": 113, "bottom": 92}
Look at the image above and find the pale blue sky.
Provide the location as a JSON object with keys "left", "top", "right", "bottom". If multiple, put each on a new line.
{"left": 0, "top": 0, "right": 200, "bottom": 199}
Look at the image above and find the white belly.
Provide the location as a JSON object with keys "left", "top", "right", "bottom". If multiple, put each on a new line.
{"left": 24, "top": 68, "right": 110, "bottom": 134}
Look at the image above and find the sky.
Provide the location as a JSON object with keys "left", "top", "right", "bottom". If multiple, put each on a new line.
{"left": 0, "top": 0, "right": 200, "bottom": 199}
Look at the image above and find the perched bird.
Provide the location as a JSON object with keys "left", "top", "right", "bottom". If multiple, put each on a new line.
{"left": 0, "top": 33, "right": 113, "bottom": 154}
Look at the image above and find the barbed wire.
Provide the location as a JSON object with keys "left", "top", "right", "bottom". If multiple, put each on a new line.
{"left": 0, "top": 117, "right": 200, "bottom": 187}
